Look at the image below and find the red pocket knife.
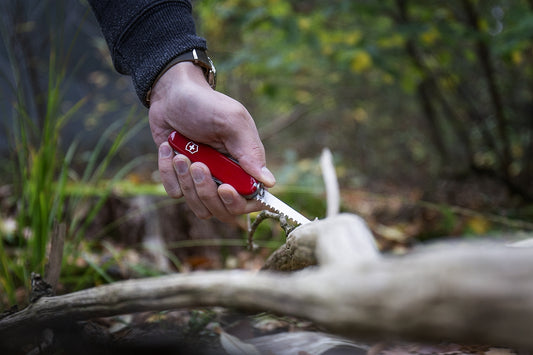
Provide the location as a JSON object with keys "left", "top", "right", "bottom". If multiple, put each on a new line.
{"left": 168, "top": 131, "right": 310, "bottom": 225}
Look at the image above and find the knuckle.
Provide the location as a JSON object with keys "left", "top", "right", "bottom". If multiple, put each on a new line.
{"left": 196, "top": 211, "right": 212, "bottom": 220}
{"left": 231, "top": 103, "right": 248, "bottom": 118}
{"left": 195, "top": 181, "right": 219, "bottom": 201}
{"left": 166, "top": 186, "right": 183, "bottom": 199}
{"left": 224, "top": 204, "right": 241, "bottom": 215}
{"left": 218, "top": 103, "right": 249, "bottom": 127}
{"left": 196, "top": 189, "right": 216, "bottom": 201}
{"left": 179, "top": 183, "right": 194, "bottom": 194}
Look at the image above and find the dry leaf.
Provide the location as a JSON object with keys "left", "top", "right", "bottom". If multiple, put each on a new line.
{"left": 219, "top": 329, "right": 261, "bottom": 355}
{"left": 247, "top": 331, "right": 368, "bottom": 355}
{"left": 485, "top": 347, "right": 517, "bottom": 355}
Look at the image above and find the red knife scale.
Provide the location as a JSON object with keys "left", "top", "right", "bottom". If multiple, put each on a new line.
{"left": 168, "top": 131, "right": 261, "bottom": 197}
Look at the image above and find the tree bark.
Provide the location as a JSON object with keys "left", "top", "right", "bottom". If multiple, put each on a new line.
{"left": 461, "top": 0, "right": 511, "bottom": 177}
{"left": 1, "top": 214, "right": 533, "bottom": 350}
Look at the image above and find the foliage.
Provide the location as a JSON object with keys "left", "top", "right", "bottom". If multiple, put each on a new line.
{"left": 0, "top": 0, "right": 146, "bottom": 309}
{"left": 195, "top": 0, "right": 533, "bottom": 204}
{"left": 4, "top": 52, "right": 84, "bottom": 303}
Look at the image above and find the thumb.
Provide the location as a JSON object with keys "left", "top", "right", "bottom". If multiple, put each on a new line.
{"left": 226, "top": 135, "right": 276, "bottom": 188}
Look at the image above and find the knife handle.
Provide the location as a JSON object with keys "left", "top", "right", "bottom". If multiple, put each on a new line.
{"left": 168, "top": 131, "right": 261, "bottom": 198}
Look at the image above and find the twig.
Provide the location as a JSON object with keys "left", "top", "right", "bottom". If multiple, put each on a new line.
{"left": 44, "top": 222, "right": 66, "bottom": 293}
{"left": 248, "top": 211, "right": 296, "bottom": 250}
{"left": 320, "top": 148, "right": 340, "bottom": 218}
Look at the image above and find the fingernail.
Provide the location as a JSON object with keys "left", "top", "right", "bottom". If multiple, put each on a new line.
{"left": 261, "top": 166, "right": 276, "bottom": 186}
{"left": 191, "top": 167, "right": 204, "bottom": 183}
{"left": 159, "top": 144, "right": 172, "bottom": 158}
{"left": 219, "top": 189, "right": 233, "bottom": 204}
{"left": 175, "top": 159, "right": 188, "bottom": 175}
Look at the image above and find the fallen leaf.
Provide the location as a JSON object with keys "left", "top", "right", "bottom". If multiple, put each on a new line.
{"left": 485, "top": 347, "right": 517, "bottom": 355}
{"left": 247, "top": 331, "right": 368, "bottom": 355}
{"left": 219, "top": 328, "right": 262, "bottom": 355}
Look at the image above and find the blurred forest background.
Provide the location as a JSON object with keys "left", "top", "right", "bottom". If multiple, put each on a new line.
{"left": 1, "top": 0, "right": 533, "bottom": 309}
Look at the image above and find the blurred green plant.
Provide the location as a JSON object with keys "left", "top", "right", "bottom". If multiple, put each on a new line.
{"left": 0, "top": 12, "right": 82, "bottom": 305}
{"left": 11, "top": 52, "right": 84, "bottom": 277}
{"left": 0, "top": 3, "right": 147, "bottom": 309}
{"left": 0, "top": 69, "right": 146, "bottom": 310}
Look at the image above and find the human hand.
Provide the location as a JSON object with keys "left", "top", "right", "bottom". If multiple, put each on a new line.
{"left": 148, "top": 62, "right": 276, "bottom": 223}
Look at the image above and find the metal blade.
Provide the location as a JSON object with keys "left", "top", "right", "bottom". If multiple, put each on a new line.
{"left": 255, "top": 190, "right": 311, "bottom": 225}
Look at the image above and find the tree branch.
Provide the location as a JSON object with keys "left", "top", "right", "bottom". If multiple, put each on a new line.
{"left": 320, "top": 148, "right": 340, "bottom": 218}
{"left": 1, "top": 215, "right": 533, "bottom": 350}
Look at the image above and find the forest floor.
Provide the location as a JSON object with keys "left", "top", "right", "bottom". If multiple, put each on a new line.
{"left": 1, "top": 178, "right": 532, "bottom": 354}
{"left": 1, "top": 309, "right": 523, "bottom": 355}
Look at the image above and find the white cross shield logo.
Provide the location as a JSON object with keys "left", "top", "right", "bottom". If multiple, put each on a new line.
{"left": 185, "top": 141, "right": 199, "bottom": 154}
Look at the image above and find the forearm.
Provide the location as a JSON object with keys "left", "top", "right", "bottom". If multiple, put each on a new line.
{"left": 90, "top": 1, "right": 275, "bottom": 222}
{"left": 88, "top": 0, "right": 207, "bottom": 106}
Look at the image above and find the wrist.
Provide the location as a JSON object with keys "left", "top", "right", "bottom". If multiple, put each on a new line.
{"left": 148, "top": 62, "right": 208, "bottom": 104}
{"left": 147, "top": 49, "right": 216, "bottom": 105}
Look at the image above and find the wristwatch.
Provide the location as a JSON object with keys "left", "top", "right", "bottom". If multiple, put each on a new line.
{"left": 173, "top": 49, "right": 216, "bottom": 89}
{"left": 147, "top": 49, "right": 217, "bottom": 104}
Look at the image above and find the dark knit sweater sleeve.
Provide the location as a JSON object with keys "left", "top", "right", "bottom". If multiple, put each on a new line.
{"left": 88, "top": 0, "right": 207, "bottom": 106}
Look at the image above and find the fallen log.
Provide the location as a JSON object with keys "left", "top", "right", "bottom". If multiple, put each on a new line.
{"left": 1, "top": 214, "right": 532, "bottom": 350}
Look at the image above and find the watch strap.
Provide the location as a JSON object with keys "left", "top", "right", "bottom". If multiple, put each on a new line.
{"left": 146, "top": 49, "right": 216, "bottom": 105}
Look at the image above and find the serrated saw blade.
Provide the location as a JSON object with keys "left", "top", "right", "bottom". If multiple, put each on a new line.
{"left": 254, "top": 190, "right": 311, "bottom": 225}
